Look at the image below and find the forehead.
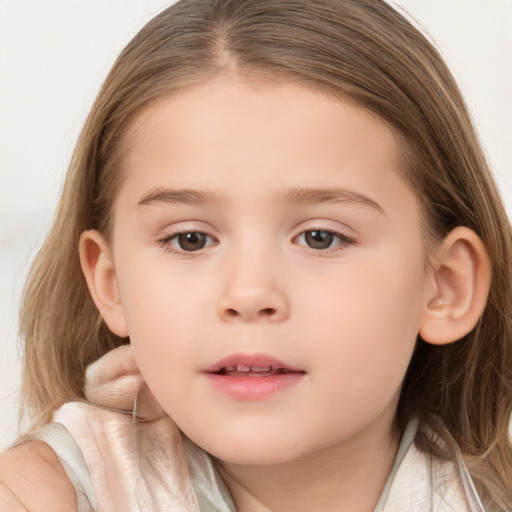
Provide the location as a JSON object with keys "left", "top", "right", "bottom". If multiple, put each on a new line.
{"left": 121, "top": 80, "right": 397, "bottom": 176}
{"left": 113, "top": 78, "right": 419, "bottom": 225}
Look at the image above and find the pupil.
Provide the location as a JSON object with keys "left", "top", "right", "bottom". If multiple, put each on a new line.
{"left": 179, "top": 232, "right": 206, "bottom": 251}
{"left": 305, "top": 230, "right": 333, "bottom": 249}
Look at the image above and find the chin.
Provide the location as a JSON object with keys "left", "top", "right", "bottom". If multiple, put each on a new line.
{"left": 209, "top": 448, "right": 299, "bottom": 467}
{"left": 189, "top": 429, "right": 312, "bottom": 466}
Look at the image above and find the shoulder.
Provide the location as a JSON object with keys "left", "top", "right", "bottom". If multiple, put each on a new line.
{"left": 0, "top": 440, "right": 77, "bottom": 512}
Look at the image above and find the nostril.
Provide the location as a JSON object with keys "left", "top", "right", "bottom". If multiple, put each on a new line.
{"left": 226, "top": 309, "right": 238, "bottom": 317}
{"left": 259, "top": 308, "right": 276, "bottom": 317}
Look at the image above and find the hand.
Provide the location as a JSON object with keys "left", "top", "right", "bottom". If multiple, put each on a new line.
{"left": 84, "top": 344, "right": 143, "bottom": 412}
{"left": 53, "top": 344, "right": 200, "bottom": 511}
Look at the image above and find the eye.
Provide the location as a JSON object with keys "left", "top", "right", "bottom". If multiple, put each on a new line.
{"left": 295, "top": 229, "right": 351, "bottom": 251}
{"left": 162, "top": 231, "right": 216, "bottom": 252}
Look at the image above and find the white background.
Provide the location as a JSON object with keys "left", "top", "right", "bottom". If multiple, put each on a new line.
{"left": 1, "top": 0, "right": 511, "bottom": 450}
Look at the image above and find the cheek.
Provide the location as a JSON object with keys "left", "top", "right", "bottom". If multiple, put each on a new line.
{"left": 116, "top": 261, "right": 225, "bottom": 411}
{"left": 116, "top": 266, "right": 195, "bottom": 369}
{"left": 300, "top": 250, "right": 426, "bottom": 391}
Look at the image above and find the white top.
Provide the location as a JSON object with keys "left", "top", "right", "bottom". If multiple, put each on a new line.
{"left": 30, "top": 405, "right": 487, "bottom": 512}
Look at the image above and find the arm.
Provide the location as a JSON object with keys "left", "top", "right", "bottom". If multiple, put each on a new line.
{"left": 0, "top": 441, "right": 77, "bottom": 512}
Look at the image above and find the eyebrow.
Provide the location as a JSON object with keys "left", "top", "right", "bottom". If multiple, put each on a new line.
{"left": 275, "top": 187, "right": 385, "bottom": 214}
{"left": 137, "top": 186, "right": 384, "bottom": 214}
{"left": 137, "top": 188, "right": 228, "bottom": 207}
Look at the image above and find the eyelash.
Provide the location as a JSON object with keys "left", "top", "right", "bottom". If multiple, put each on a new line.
{"left": 157, "top": 227, "right": 354, "bottom": 255}
{"left": 158, "top": 229, "right": 218, "bottom": 254}
{"left": 294, "top": 228, "right": 354, "bottom": 255}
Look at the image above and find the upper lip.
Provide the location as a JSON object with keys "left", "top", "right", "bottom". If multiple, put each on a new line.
{"left": 203, "top": 353, "right": 304, "bottom": 373}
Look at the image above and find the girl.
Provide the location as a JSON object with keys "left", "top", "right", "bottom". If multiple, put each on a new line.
{"left": 1, "top": 0, "right": 511, "bottom": 510}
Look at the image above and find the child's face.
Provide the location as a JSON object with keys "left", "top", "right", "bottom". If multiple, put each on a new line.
{"left": 108, "top": 78, "right": 434, "bottom": 465}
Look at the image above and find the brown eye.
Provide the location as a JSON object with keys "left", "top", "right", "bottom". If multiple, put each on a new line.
{"left": 295, "top": 229, "right": 352, "bottom": 252}
{"left": 173, "top": 232, "right": 210, "bottom": 251}
{"left": 304, "top": 230, "right": 335, "bottom": 249}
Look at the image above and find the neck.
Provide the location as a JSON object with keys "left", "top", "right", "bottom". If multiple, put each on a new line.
{"left": 214, "top": 413, "right": 400, "bottom": 512}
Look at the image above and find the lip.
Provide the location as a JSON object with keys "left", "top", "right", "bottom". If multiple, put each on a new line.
{"left": 203, "top": 353, "right": 303, "bottom": 373}
{"left": 203, "top": 353, "right": 305, "bottom": 400}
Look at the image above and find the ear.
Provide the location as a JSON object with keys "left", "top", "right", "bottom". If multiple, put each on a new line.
{"left": 419, "top": 226, "right": 492, "bottom": 345}
{"left": 79, "top": 230, "right": 129, "bottom": 338}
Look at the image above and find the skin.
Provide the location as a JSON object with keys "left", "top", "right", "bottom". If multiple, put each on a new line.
{"left": 77, "top": 77, "right": 492, "bottom": 510}
{"left": 89, "top": 78, "right": 438, "bottom": 511}
{"left": 0, "top": 441, "right": 77, "bottom": 511}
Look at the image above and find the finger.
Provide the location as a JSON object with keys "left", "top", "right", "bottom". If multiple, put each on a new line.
{"left": 85, "top": 345, "right": 143, "bottom": 410}
{"left": 85, "top": 344, "right": 140, "bottom": 388}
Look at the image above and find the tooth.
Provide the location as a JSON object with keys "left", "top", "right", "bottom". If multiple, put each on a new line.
{"left": 225, "top": 365, "right": 236, "bottom": 371}
{"left": 237, "top": 365, "right": 251, "bottom": 372}
{"left": 251, "top": 366, "right": 271, "bottom": 372}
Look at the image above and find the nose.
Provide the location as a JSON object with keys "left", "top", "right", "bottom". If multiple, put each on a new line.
{"left": 216, "top": 253, "right": 290, "bottom": 323}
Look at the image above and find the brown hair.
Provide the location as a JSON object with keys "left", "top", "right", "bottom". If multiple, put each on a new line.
{"left": 20, "top": 0, "right": 512, "bottom": 507}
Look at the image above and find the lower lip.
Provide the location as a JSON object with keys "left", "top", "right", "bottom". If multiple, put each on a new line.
{"left": 204, "top": 372, "right": 304, "bottom": 400}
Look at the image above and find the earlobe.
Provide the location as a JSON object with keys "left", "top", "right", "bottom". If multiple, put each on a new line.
{"left": 419, "top": 227, "right": 492, "bottom": 345}
{"left": 79, "top": 230, "right": 129, "bottom": 338}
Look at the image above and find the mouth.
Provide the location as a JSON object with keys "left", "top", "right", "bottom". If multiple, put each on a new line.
{"left": 203, "top": 353, "right": 305, "bottom": 400}
{"left": 214, "top": 365, "right": 297, "bottom": 377}
{"left": 204, "top": 353, "right": 303, "bottom": 376}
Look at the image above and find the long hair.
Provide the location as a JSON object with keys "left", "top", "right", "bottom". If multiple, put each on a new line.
{"left": 20, "top": 0, "right": 512, "bottom": 507}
